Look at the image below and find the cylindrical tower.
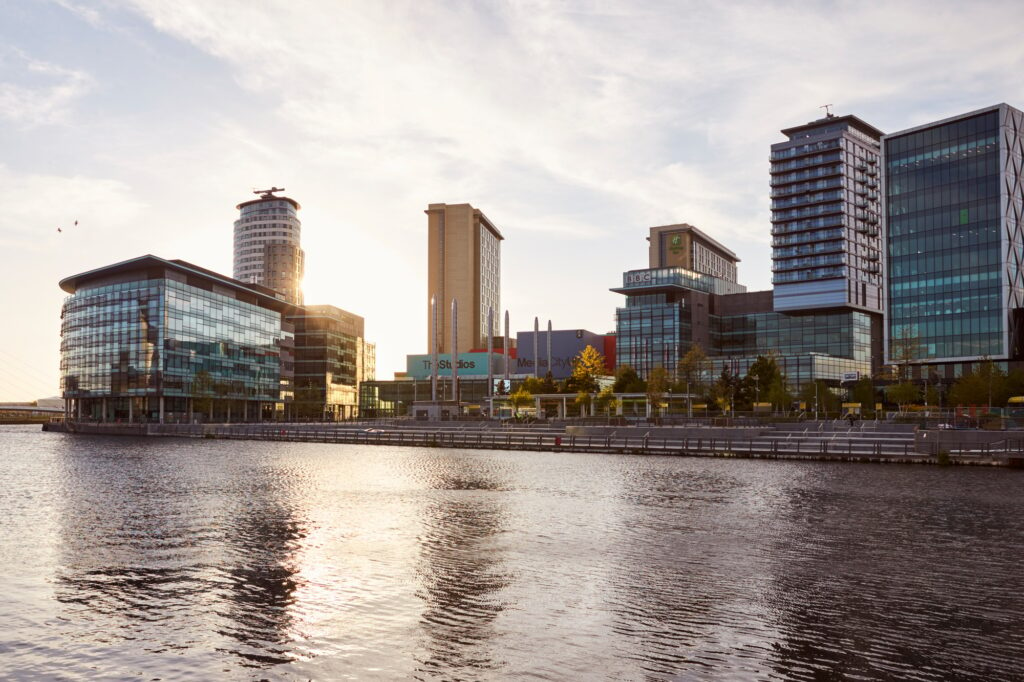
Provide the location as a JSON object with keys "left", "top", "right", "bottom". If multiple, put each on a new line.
{"left": 233, "top": 189, "right": 304, "bottom": 304}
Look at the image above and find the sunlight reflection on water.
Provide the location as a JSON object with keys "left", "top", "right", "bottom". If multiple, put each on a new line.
{"left": 1, "top": 425, "right": 1022, "bottom": 680}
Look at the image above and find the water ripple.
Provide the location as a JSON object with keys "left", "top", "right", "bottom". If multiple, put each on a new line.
{"left": 0, "top": 427, "right": 1023, "bottom": 679}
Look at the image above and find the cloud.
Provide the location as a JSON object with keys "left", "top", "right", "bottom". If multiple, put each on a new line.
{"left": 0, "top": 164, "right": 147, "bottom": 250}
{"left": 106, "top": 0, "right": 1024, "bottom": 377}
{"left": 3, "top": 0, "right": 1019, "bottom": 387}
{"left": 0, "top": 47, "right": 94, "bottom": 126}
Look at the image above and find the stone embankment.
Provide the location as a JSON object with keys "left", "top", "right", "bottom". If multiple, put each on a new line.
{"left": 42, "top": 420, "right": 1024, "bottom": 466}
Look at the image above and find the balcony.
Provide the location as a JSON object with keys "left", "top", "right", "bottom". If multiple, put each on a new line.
{"left": 769, "top": 177, "right": 844, "bottom": 198}
{"left": 771, "top": 164, "right": 844, "bottom": 186}
{"left": 772, "top": 253, "right": 847, "bottom": 273}
{"left": 771, "top": 227, "right": 846, "bottom": 247}
{"left": 771, "top": 151, "right": 843, "bottom": 174}
{"left": 771, "top": 189, "right": 845, "bottom": 209}
{"left": 770, "top": 139, "right": 842, "bottom": 161}
{"left": 773, "top": 265, "right": 847, "bottom": 284}
{"left": 771, "top": 202, "right": 844, "bottom": 222}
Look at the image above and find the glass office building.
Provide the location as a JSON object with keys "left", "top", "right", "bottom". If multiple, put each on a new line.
{"left": 885, "top": 104, "right": 1024, "bottom": 375}
{"left": 289, "top": 304, "right": 375, "bottom": 420}
{"left": 612, "top": 267, "right": 746, "bottom": 378}
{"left": 711, "top": 309, "right": 875, "bottom": 386}
{"left": 612, "top": 264, "right": 876, "bottom": 387}
{"left": 60, "top": 255, "right": 293, "bottom": 423}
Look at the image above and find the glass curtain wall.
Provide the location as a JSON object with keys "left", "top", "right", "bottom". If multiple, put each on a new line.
{"left": 886, "top": 111, "right": 1002, "bottom": 360}
{"left": 61, "top": 277, "right": 285, "bottom": 422}
{"left": 60, "top": 279, "right": 163, "bottom": 421}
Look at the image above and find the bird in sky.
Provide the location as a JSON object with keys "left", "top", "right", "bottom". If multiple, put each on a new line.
{"left": 74, "top": 220, "right": 78, "bottom": 227}
{"left": 57, "top": 227, "right": 62, "bottom": 233}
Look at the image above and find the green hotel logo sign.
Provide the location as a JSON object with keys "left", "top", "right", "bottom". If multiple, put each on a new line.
{"left": 668, "top": 233, "right": 683, "bottom": 254}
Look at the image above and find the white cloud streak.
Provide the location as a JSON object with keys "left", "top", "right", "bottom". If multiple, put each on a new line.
{"left": 0, "top": 47, "right": 94, "bottom": 126}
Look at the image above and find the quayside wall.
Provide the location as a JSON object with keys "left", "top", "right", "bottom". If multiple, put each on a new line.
{"left": 41, "top": 422, "right": 1024, "bottom": 466}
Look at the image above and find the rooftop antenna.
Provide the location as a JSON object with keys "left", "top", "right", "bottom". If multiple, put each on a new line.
{"left": 254, "top": 186, "right": 285, "bottom": 198}
{"left": 820, "top": 104, "right": 834, "bottom": 118}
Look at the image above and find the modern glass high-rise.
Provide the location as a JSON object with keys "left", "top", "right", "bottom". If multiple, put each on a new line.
{"left": 771, "top": 114, "right": 884, "bottom": 313}
{"left": 233, "top": 189, "right": 305, "bottom": 305}
{"left": 884, "top": 104, "right": 1024, "bottom": 372}
{"left": 426, "top": 203, "right": 503, "bottom": 354}
{"left": 59, "top": 255, "right": 293, "bottom": 423}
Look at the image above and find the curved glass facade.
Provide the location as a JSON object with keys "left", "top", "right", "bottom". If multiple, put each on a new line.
{"left": 60, "top": 262, "right": 289, "bottom": 423}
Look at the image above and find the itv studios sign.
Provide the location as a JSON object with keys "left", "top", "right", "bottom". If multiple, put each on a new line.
{"left": 406, "top": 352, "right": 498, "bottom": 379}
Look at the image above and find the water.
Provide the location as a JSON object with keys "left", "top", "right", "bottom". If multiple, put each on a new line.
{"left": 1, "top": 424, "right": 1022, "bottom": 680}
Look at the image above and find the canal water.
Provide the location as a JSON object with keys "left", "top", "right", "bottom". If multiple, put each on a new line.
{"left": 1, "top": 425, "right": 1022, "bottom": 680}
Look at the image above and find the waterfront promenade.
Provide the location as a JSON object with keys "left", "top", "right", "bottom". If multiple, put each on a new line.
{"left": 44, "top": 419, "right": 1024, "bottom": 466}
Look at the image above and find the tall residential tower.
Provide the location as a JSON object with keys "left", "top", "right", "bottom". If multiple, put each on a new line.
{"left": 233, "top": 188, "right": 305, "bottom": 305}
{"left": 770, "top": 114, "right": 884, "bottom": 313}
{"left": 426, "top": 202, "right": 503, "bottom": 354}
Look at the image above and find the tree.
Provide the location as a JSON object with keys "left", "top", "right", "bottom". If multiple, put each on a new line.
{"left": 676, "top": 343, "right": 710, "bottom": 394}
{"left": 509, "top": 387, "right": 533, "bottom": 418}
{"left": 612, "top": 364, "right": 646, "bottom": 393}
{"left": 570, "top": 345, "right": 608, "bottom": 393}
{"left": 521, "top": 376, "right": 546, "bottom": 394}
{"left": 574, "top": 391, "right": 592, "bottom": 417}
{"left": 886, "top": 381, "right": 920, "bottom": 414}
{"left": 713, "top": 366, "right": 739, "bottom": 413}
{"left": 948, "top": 358, "right": 1007, "bottom": 410}
{"left": 890, "top": 324, "right": 923, "bottom": 381}
{"left": 1006, "top": 368, "right": 1024, "bottom": 399}
{"left": 852, "top": 377, "right": 876, "bottom": 415}
{"left": 799, "top": 380, "right": 840, "bottom": 417}
{"left": 594, "top": 385, "right": 617, "bottom": 417}
{"left": 766, "top": 376, "right": 792, "bottom": 414}
{"left": 540, "top": 370, "right": 558, "bottom": 394}
{"left": 647, "top": 367, "right": 669, "bottom": 416}
{"left": 738, "top": 355, "right": 785, "bottom": 411}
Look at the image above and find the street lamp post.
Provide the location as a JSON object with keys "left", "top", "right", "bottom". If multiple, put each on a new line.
{"left": 814, "top": 380, "right": 819, "bottom": 421}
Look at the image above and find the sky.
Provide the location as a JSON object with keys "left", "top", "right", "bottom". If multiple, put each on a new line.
{"left": 1, "top": 0, "right": 1023, "bottom": 401}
